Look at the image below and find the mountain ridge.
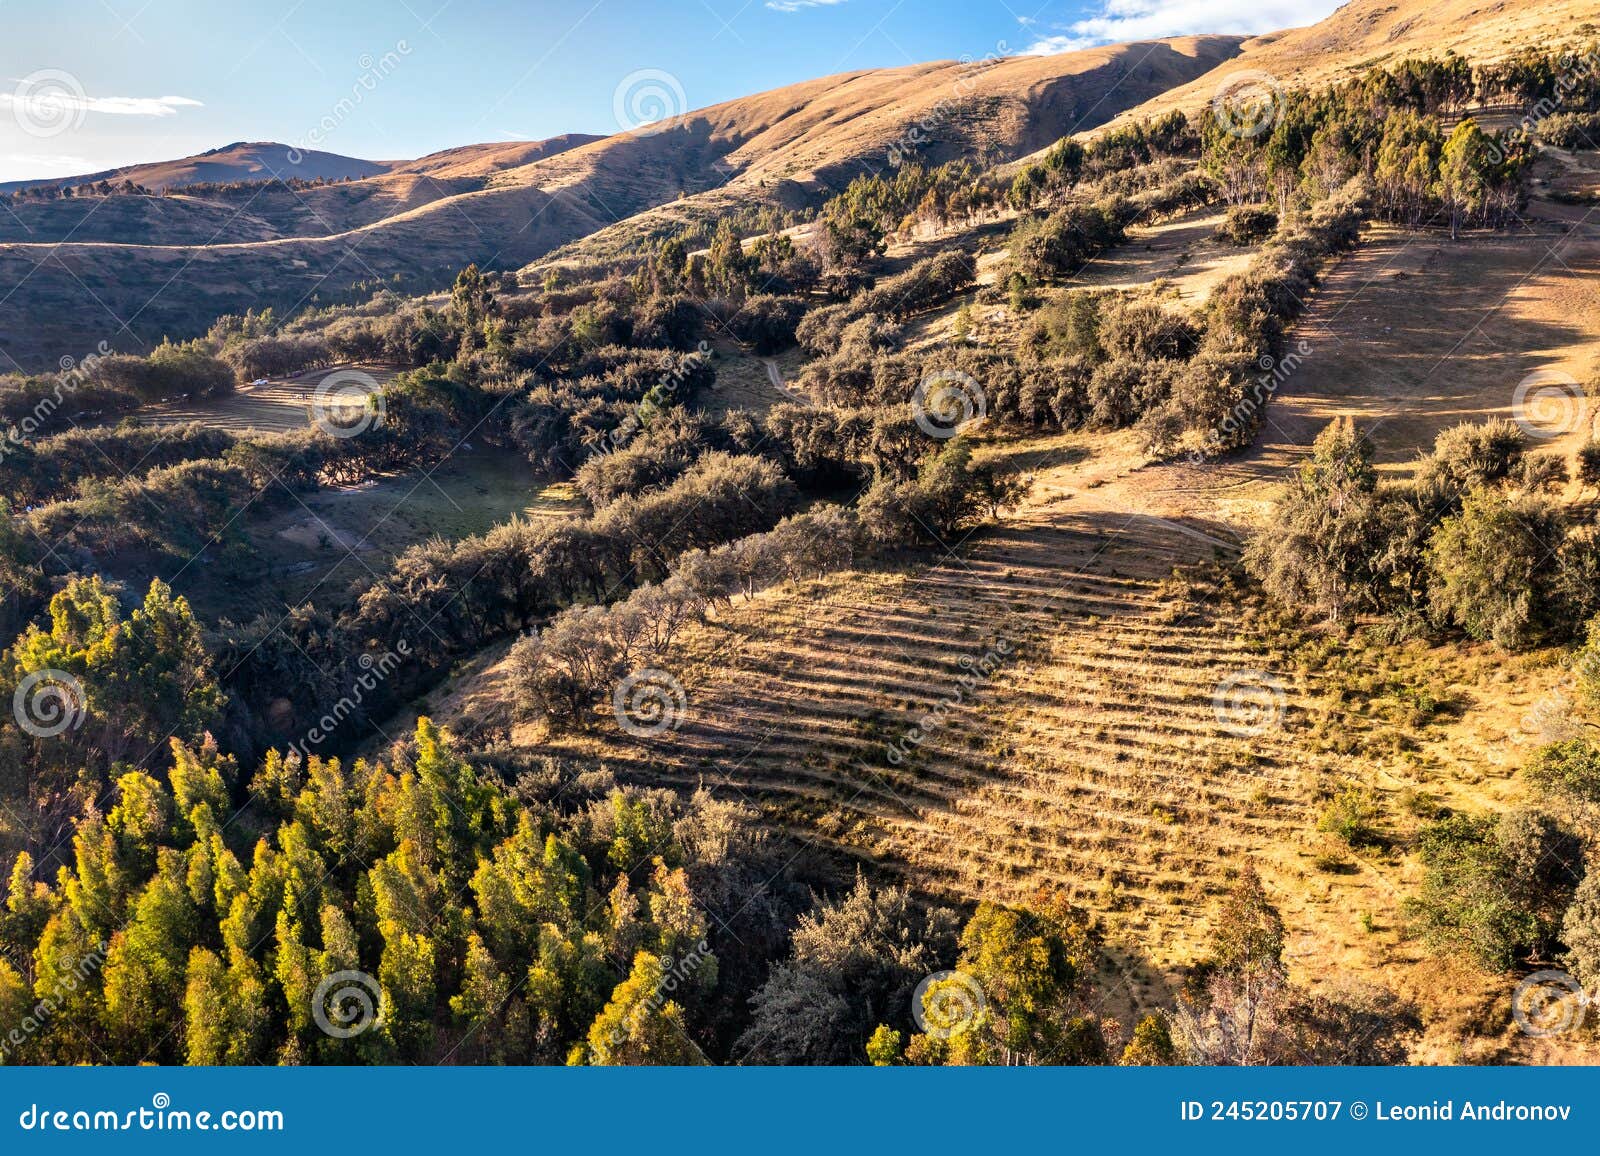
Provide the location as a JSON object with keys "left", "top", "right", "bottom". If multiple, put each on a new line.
{"left": 0, "top": 35, "right": 1245, "bottom": 369}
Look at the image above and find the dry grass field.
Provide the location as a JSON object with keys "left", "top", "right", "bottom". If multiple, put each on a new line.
{"left": 1215, "top": 211, "right": 1600, "bottom": 506}
{"left": 142, "top": 363, "right": 403, "bottom": 434}
{"left": 695, "top": 343, "right": 809, "bottom": 417}
{"left": 1094, "top": 0, "right": 1600, "bottom": 139}
{"left": 1070, "top": 207, "right": 1254, "bottom": 305}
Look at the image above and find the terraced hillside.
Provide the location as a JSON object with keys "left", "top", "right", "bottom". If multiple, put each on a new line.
{"left": 489, "top": 437, "right": 1574, "bottom": 1059}
{"left": 393, "top": 159, "right": 1600, "bottom": 1059}
{"left": 504, "top": 433, "right": 1289, "bottom": 928}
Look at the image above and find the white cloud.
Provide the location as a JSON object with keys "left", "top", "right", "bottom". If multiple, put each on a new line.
{"left": 1023, "top": 0, "right": 1341, "bottom": 54}
{"left": 5, "top": 153, "right": 91, "bottom": 172}
{"left": 765, "top": 0, "right": 847, "bottom": 11}
{"left": 1024, "top": 35, "right": 1100, "bottom": 55}
{"left": 1, "top": 89, "right": 203, "bottom": 118}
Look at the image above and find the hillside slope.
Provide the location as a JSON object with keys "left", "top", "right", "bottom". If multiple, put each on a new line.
{"left": 0, "top": 37, "right": 1240, "bottom": 370}
{"left": 450, "top": 194, "right": 1600, "bottom": 1058}
{"left": 0, "top": 141, "right": 394, "bottom": 194}
{"left": 1098, "top": 0, "right": 1600, "bottom": 133}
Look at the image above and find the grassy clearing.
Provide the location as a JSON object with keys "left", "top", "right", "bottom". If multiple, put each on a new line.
{"left": 1069, "top": 206, "right": 1252, "bottom": 305}
{"left": 697, "top": 344, "right": 809, "bottom": 416}
{"left": 143, "top": 363, "right": 405, "bottom": 435}
{"left": 186, "top": 447, "right": 583, "bottom": 621}
{"left": 1241, "top": 221, "right": 1600, "bottom": 484}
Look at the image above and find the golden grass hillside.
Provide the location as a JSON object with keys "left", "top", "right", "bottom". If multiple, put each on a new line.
{"left": 1095, "top": 0, "right": 1600, "bottom": 136}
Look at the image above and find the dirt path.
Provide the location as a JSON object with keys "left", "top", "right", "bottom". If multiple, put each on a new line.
{"left": 759, "top": 356, "right": 816, "bottom": 407}
{"left": 142, "top": 363, "right": 403, "bottom": 435}
{"left": 1071, "top": 207, "right": 1251, "bottom": 305}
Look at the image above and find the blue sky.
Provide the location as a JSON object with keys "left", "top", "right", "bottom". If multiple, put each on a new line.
{"left": 0, "top": 0, "right": 1340, "bottom": 183}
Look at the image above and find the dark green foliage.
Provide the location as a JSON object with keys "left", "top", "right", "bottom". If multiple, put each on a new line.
{"left": 858, "top": 441, "right": 1029, "bottom": 547}
{"left": 0, "top": 421, "right": 237, "bottom": 507}
{"left": 1221, "top": 204, "right": 1277, "bottom": 245}
{"left": 0, "top": 717, "right": 824, "bottom": 1065}
{"left": 738, "top": 876, "right": 958, "bottom": 1064}
{"left": 1406, "top": 811, "right": 1582, "bottom": 971}
{"left": 1424, "top": 486, "right": 1568, "bottom": 650}
{"left": 1011, "top": 198, "right": 1128, "bottom": 282}
{"left": 1245, "top": 418, "right": 1387, "bottom": 622}
{"left": 1539, "top": 111, "right": 1600, "bottom": 148}
{"left": 1525, "top": 739, "right": 1600, "bottom": 813}
{"left": 1251, "top": 414, "right": 1597, "bottom": 648}
{"left": 722, "top": 294, "right": 807, "bottom": 354}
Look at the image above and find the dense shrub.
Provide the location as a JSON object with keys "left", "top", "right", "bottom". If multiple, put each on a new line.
{"left": 723, "top": 294, "right": 807, "bottom": 354}
{"left": 1250, "top": 415, "right": 1597, "bottom": 644}
{"left": 509, "top": 347, "right": 715, "bottom": 475}
{"left": 1143, "top": 178, "right": 1368, "bottom": 456}
{"left": 1087, "top": 357, "right": 1180, "bottom": 429}
{"left": 1405, "top": 811, "right": 1582, "bottom": 970}
{"left": 1245, "top": 419, "right": 1388, "bottom": 623}
{"left": 218, "top": 333, "right": 333, "bottom": 380}
{"left": 857, "top": 441, "right": 1029, "bottom": 546}
{"left": 849, "top": 251, "right": 976, "bottom": 321}
{"left": 1539, "top": 111, "right": 1600, "bottom": 148}
{"left": 572, "top": 411, "right": 714, "bottom": 508}
{"left": 1423, "top": 486, "right": 1568, "bottom": 650}
{"left": 1011, "top": 198, "right": 1128, "bottom": 281}
{"left": 1221, "top": 204, "right": 1277, "bottom": 245}
{"left": 0, "top": 421, "right": 236, "bottom": 507}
